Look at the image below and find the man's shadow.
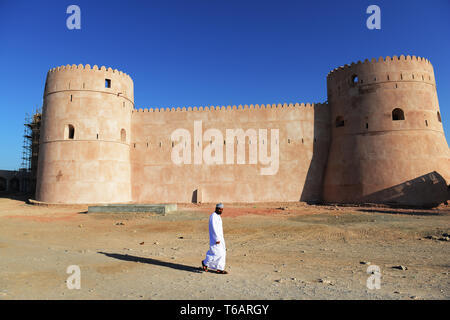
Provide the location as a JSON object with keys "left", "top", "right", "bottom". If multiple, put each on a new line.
{"left": 98, "top": 251, "right": 202, "bottom": 273}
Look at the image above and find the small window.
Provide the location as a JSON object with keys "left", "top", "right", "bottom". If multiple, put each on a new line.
{"left": 351, "top": 74, "right": 359, "bottom": 86}
{"left": 392, "top": 108, "right": 405, "bottom": 121}
{"left": 120, "top": 129, "right": 126, "bottom": 142}
{"left": 366, "top": 123, "right": 369, "bottom": 129}
{"left": 437, "top": 111, "right": 442, "bottom": 123}
{"left": 336, "top": 116, "right": 345, "bottom": 127}
{"left": 105, "top": 79, "right": 111, "bottom": 88}
{"left": 65, "top": 124, "right": 75, "bottom": 140}
{"left": 425, "top": 120, "right": 428, "bottom": 127}
{"left": 70, "top": 95, "right": 72, "bottom": 102}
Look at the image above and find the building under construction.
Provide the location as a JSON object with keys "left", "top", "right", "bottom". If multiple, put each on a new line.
{"left": 0, "top": 110, "right": 41, "bottom": 195}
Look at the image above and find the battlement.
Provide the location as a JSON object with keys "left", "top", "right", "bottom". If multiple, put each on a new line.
{"left": 132, "top": 102, "right": 326, "bottom": 113}
{"left": 327, "top": 55, "right": 433, "bottom": 79}
{"left": 44, "top": 63, "right": 134, "bottom": 101}
{"left": 47, "top": 64, "right": 132, "bottom": 82}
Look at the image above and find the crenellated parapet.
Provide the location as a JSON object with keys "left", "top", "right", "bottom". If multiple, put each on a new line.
{"left": 44, "top": 64, "right": 134, "bottom": 103}
{"left": 327, "top": 55, "right": 435, "bottom": 98}
{"left": 132, "top": 102, "right": 324, "bottom": 113}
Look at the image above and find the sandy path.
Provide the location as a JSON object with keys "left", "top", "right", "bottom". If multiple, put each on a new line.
{"left": 0, "top": 196, "right": 449, "bottom": 300}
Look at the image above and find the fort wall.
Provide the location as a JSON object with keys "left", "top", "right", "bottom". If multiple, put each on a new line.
{"left": 130, "top": 103, "right": 330, "bottom": 203}
{"left": 35, "top": 56, "right": 450, "bottom": 206}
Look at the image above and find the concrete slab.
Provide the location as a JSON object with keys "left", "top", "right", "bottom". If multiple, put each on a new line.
{"left": 87, "top": 204, "right": 177, "bottom": 215}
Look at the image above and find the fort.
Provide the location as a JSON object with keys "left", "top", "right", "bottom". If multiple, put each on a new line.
{"left": 34, "top": 55, "right": 450, "bottom": 207}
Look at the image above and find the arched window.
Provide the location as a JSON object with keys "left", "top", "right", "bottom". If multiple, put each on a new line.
{"left": 392, "top": 108, "right": 405, "bottom": 121}
{"left": 351, "top": 74, "right": 359, "bottom": 85}
{"left": 121, "top": 129, "right": 126, "bottom": 142}
{"left": 65, "top": 124, "right": 75, "bottom": 139}
{"left": 335, "top": 116, "right": 345, "bottom": 127}
{"left": 437, "top": 111, "right": 442, "bottom": 123}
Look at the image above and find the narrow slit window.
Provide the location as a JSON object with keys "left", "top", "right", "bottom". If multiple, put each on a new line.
{"left": 425, "top": 120, "right": 428, "bottom": 127}
{"left": 65, "top": 124, "right": 75, "bottom": 140}
{"left": 437, "top": 111, "right": 442, "bottom": 123}
{"left": 105, "top": 79, "right": 111, "bottom": 88}
{"left": 121, "top": 129, "right": 126, "bottom": 142}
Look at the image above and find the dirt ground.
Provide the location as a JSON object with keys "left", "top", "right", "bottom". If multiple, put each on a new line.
{"left": 0, "top": 194, "right": 449, "bottom": 300}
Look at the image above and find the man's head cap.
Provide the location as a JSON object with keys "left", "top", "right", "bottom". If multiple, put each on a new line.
{"left": 216, "top": 203, "right": 224, "bottom": 209}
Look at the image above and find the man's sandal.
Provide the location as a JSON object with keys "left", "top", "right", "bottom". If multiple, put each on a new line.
{"left": 201, "top": 261, "right": 208, "bottom": 271}
{"left": 216, "top": 270, "right": 228, "bottom": 274}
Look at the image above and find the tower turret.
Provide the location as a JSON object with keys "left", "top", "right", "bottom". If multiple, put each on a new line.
{"left": 323, "top": 55, "right": 450, "bottom": 207}
{"left": 36, "top": 64, "right": 133, "bottom": 204}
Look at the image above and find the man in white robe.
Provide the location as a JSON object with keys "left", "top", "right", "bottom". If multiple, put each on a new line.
{"left": 202, "top": 203, "right": 228, "bottom": 274}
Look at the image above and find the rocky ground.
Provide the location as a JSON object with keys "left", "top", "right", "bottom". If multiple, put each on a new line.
{"left": 0, "top": 194, "right": 449, "bottom": 300}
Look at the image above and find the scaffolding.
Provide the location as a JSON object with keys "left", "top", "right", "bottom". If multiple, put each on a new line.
{"left": 21, "top": 113, "right": 32, "bottom": 172}
{"left": 20, "top": 108, "right": 41, "bottom": 193}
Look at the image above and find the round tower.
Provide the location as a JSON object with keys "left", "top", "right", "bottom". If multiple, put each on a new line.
{"left": 35, "top": 64, "right": 134, "bottom": 204}
{"left": 323, "top": 55, "right": 450, "bottom": 207}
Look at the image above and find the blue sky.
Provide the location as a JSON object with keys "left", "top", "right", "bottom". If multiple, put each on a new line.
{"left": 0, "top": 0, "right": 449, "bottom": 170}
